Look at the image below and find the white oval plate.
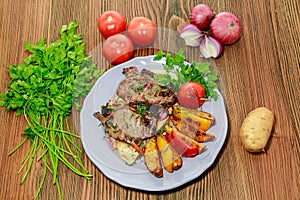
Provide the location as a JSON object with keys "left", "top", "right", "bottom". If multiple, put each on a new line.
{"left": 80, "top": 55, "right": 228, "bottom": 191}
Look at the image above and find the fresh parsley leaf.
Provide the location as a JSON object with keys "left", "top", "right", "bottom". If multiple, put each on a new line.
{"left": 137, "top": 104, "right": 148, "bottom": 117}
{"left": 154, "top": 49, "right": 219, "bottom": 100}
{"left": 0, "top": 20, "right": 97, "bottom": 200}
{"left": 154, "top": 73, "right": 172, "bottom": 85}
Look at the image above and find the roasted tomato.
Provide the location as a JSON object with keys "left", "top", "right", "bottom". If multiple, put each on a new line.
{"left": 98, "top": 11, "right": 126, "bottom": 38}
{"left": 102, "top": 34, "right": 134, "bottom": 65}
{"left": 127, "top": 17, "right": 156, "bottom": 46}
{"left": 165, "top": 130, "right": 199, "bottom": 157}
{"left": 177, "top": 82, "right": 206, "bottom": 108}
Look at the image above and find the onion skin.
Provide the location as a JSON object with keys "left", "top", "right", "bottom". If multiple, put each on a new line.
{"left": 210, "top": 12, "right": 242, "bottom": 45}
{"left": 190, "top": 4, "right": 215, "bottom": 31}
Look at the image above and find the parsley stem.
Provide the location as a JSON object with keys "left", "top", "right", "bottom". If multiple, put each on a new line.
{"left": 34, "top": 155, "right": 47, "bottom": 200}
{"left": 8, "top": 138, "right": 28, "bottom": 156}
{"left": 34, "top": 131, "right": 91, "bottom": 178}
{"left": 20, "top": 137, "right": 39, "bottom": 184}
{"left": 0, "top": 20, "right": 98, "bottom": 199}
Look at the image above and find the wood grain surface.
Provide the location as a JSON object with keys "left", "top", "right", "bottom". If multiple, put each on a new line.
{"left": 0, "top": 0, "right": 299, "bottom": 199}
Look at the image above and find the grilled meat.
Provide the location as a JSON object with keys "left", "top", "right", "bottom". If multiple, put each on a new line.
{"left": 94, "top": 101, "right": 166, "bottom": 145}
{"left": 94, "top": 66, "right": 177, "bottom": 144}
{"left": 116, "top": 66, "right": 176, "bottom": 106}
{"left": 94, "top": 103, "right": 149, "bottom": 144}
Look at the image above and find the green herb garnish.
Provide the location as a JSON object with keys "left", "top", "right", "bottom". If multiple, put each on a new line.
{"left": 106, "top": 105, "right": 115, "bottom": 111}
{"left": 153, "top": 49, "right": 219, "bottom": 100}
{"left": 137, "top": 85, "right": 144, "bottom": 92}
{"left": 136, "top": 104, "right": 148, "bottom": 117}
{"left": 0, "top": 20, "right": 102, "bottom": 200}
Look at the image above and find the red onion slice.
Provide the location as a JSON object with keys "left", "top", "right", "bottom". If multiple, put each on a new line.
{"left": 199, "top": 35, "right": 223, "bottom": 58}
{"left": 180, "top": 24, "right": 204, "bottom": 47}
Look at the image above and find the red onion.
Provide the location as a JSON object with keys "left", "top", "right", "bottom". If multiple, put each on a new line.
{"left": 190, "top": 4, "right": 215, "bottom": 30}
{"left": 180, "top": 24, "right": 222, "bottom": 58}
{"left": 210, "top": 12, "right": 242, "bottom": 45}
{"left": 180, "top": 24, "right": 204, "bottom": 47}
{"left": 199, "top": 35, "right": 223, "bottom": 58}
{"left": 158, "top": 108, "right": 168, "bottom": 121}
{"left": 159, "top": 111, "right": 168, "bottom": 121}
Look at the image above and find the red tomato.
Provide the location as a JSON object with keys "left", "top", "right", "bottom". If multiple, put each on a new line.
{"left": 127, "top": 17, "right": 156, "bottom": 46}
{"left": 102, "top": 34, "right": 134, "bottom": 65}
{"left": 165, "top": 131, "right": 199, "bottom": 157}
{"left": 177, "top": 82, "right": 206, "bottom": 108}
{"left": 98, "top": 11, "right": 126, "bottom": 38}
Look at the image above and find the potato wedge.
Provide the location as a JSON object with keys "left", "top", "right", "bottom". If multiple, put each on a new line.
{"left": 157, "top": 134, "right": 182, "bottom": 173}
{"left": 170, "top": 115, "right": 215, "bottom": 142}
{"left": 143, "top": 136, "right": 163, "bottom": 177}
{"left": 164, "top": 125, "right": 205, "bottom": 154}
{"left": 171, "top": 150, "right": 183, "bottom": 170}
{"left": 172, "top": 105, "right": 214, "bottom": 131}
{"left": 240, "top": 107, "right": 274, "bottom": 153}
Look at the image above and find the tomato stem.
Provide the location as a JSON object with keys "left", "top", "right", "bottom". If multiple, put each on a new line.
{"left": 107, "top": 16, "right": 113, "bottom": 21}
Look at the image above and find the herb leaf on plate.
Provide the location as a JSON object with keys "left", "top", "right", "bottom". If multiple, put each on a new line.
{"left": 153, "top": 49, "right": 219, "bottom": 100}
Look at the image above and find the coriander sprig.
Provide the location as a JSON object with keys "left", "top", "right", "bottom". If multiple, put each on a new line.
{"left": 153, "top": 49, "right": 219, "bottom": 100}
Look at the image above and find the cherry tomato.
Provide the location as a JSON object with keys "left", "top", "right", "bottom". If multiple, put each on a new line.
{"left": 177, "top": 82, "right": 206, "bottom": 108}
{"left": 98, "top": 11, "right": 126, "bottom": 38}
{"left": 102, "top": 34, "right": 134, "bottom": 65}
{"left": 127, "top": 17, "right": 156, "bottom": 46}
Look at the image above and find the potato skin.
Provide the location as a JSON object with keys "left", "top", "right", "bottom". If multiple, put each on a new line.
{"left": 157, "top": 134, "right": 182, "bottom": 173}
{"left": 240, "top": 107, "right": 274, "bottom": 152}
{"left": 143, "top": 137, "right": 163, "bottom": 177}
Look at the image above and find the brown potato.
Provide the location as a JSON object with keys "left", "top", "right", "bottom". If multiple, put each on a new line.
{"left": 143, "top": 137, "right": 163, "bottom": 177}
{"left": 170, "top": 115, "right": 215, "bottom": 142}
{"left": 172, "top": 105, "right": 214, "bottom": 131}
{"left": 240, "top": 107, "right": 274, "bottom": 153}
{"left": 157, "top": 134, "right": 182, "bottom": 173}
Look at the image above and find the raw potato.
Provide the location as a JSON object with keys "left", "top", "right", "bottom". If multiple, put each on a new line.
{"left": 240, "top": 107, "right": 274, "bottom": 152}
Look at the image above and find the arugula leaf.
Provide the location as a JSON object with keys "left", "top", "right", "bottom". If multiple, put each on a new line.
{"left": 154, "top": 49, "right": 219, "bottom": 101}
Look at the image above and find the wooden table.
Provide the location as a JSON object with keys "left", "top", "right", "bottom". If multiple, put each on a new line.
{"left": 0, "top": 0, "right": 299, "bottom": 199}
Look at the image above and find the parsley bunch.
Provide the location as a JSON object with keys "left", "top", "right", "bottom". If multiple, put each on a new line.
{"left": 0, "top": 20, "right": 102, "bottom": 199}
{"left": 153, "top": 49, "right": 219, "bottom": 100}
